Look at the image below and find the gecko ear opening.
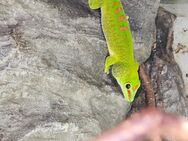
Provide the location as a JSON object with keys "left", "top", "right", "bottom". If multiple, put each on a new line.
{"left": 88, "top": 0, "right": 103, "bottom": 9}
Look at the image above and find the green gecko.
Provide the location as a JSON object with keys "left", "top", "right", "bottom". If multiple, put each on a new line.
{"left": 88, "top": 0, "right": 140, "bottom": 102}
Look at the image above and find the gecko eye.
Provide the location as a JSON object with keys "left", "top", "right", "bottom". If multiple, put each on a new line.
{"left": 125, "top": 83, "right": 131, "bottom": 89}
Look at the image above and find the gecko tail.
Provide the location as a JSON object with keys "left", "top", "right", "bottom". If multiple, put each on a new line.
{"left": 88, "top": 0, "right": 103, "bottom": 9}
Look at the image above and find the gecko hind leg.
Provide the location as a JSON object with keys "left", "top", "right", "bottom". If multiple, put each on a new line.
{"left": 104, "top": 56, "right": 117, "bottom": 74}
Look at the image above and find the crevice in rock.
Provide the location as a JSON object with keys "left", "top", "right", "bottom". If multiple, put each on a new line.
{"left": 131, "top": 7, "right": 187, "bottom": 115}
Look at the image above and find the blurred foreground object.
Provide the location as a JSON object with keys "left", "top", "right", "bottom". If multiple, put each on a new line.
{"left": 93, "top": 108, "right": 188, "bottom": 141}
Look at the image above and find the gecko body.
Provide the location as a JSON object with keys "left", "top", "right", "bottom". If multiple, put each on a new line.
{"left": 89, "top": 0, "right": 140, "bottom": 102}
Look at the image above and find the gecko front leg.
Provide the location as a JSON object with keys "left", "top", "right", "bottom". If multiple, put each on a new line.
{"left": 104, "top": 56, "right": 117, "bottom": 74}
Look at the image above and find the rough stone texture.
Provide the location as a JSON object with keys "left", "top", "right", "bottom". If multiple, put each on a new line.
{"left": 157, "top": 1, "right": 188, "bottom": 114}
{"left": 144, "top": 7, "right": 188, "bottom": 115}
{"left": 129, "top": 1, "right": 188, "bottom": 119}
{"left": 0, "top": 0, "right": 159, "bottom": 141}
{"left": 160, "top": 2, "right": 188, "bottom": 98}
{"left": 161, "top": 0, "right": 187, "bottom": 4}
{"left": 160, "top": 3, "right": 188, "bottom": 16}
{"left": 173, "top": 17, "right": 188, "bottom": 98}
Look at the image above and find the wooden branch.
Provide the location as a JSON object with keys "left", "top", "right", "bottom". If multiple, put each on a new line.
{"left": 139, "top": 64, "right": 156, "bottom": 107}
{"left": 93, "top": 108, "right": 188, "bottom": 141}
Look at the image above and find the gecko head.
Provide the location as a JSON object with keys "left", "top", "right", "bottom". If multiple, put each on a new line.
{"left": 120, "top": 74, "right": 140, "bottom": 102}
{"left": 112, "top": 64, "right": 140, "bottom": 102}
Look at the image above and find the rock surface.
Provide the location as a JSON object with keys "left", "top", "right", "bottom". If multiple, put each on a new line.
{"left": 173, "top": 16, "right": 188, "bottom": 98}
{"left": 0, "top": 0, "right": 159, "bottom": 141}
{"left": 142, "top": 7, "right": 188, "bottom": 115}
{"left": 158, "top": 1, "right": 188, "bottom": 114}
{"left": 160, "top": 1, "right": 188, "bottom": 98}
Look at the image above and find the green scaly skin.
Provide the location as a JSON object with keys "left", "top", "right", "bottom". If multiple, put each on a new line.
{"left": 88, "top": 0, "right": 140, "bottom": 102}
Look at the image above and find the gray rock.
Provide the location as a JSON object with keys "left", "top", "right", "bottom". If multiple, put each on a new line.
{"left": 0, "top": 0, "right": 159, "bottom": 140}
{"left": 160, "top": 2, "right": 188, "bottom": 98}
{"left": 144, "top": 7, "right": 188, "bottom": 115}
{"left": 155, "top": 1, "right": 188, "bottom": 115}
{"left": 173, "top": 17, "right": 188, "bottom": 98}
